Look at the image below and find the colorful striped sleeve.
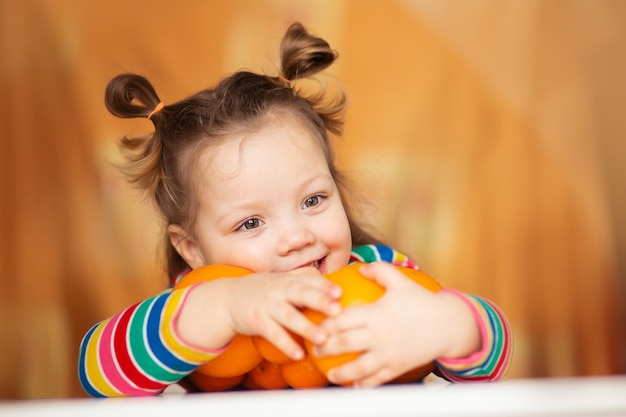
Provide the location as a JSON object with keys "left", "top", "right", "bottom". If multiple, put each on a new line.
{"left": 350, "top": 244, "right": 418, "bottom": 269}
{"left": 350, "top": 245, "right": 512, "bottom": 382}
{"left": 78, "top": 283, "right": 223, "bottom": 397}
{"left": 435, "top": 290, "right": 512, "bottom": 381}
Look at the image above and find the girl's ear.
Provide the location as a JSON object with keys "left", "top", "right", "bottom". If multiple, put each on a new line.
{"left": 167, "top": 224, "right": 206, "bottom": 269}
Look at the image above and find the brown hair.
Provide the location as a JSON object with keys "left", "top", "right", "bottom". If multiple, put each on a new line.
{"left": 104, "top": 22, "right": 379, "bottom": 278}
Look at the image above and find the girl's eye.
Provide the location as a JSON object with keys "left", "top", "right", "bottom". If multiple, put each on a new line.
{"left": 239, "top": 218, "right": 263, "bottom": 231}
{"left": 303, "top": 194, "right": 324, "bottom": 208}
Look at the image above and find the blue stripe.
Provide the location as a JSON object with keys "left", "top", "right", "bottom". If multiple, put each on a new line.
{"left": 373, "top": 244, "right": 394, "bottom": 262}
{"left": 78, "top": 323, "right": 106, "bottom": 398}
{"left": 146, "top": 293, "right": 197, "bottom": 373}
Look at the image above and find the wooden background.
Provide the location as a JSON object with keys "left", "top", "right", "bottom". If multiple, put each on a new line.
{"left": 1, "top": 0, "right": 625, "bottom": 398}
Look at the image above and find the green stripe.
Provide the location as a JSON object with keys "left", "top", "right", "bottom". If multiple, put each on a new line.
{"left": 128, "top": 297, "right": 180, "bottom": 383}
{"left": 351, "top": 245, "right": 379, "bottom": 263}
{"left": 471, "top": 295, "right": 504, "bottom": 375}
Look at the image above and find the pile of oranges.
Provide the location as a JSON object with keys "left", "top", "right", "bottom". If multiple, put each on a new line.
{"left": 173, "top": 263, "right": 441, "bottom": 391}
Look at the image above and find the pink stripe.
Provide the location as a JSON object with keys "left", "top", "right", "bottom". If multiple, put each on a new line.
{"left": 435, "top": 288, "right": 491, "bottom": 366}
{"left": 98, "top": 310, "right": 149, "bottom": 395}
{"left": 484, "top": 299, "right": 512, "bottom": 380}
{"left": 391, "top": 259, "right": 418, "bottom": 269}
{"left": 170, "top": 284, "right": 230, "bottom": 354}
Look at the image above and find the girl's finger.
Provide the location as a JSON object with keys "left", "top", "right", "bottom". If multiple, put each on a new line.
{"left": 283, "top": 279, "right": 342, "bottom": 317}
{"left": 326, "top": 351, "right": 380, "bottom": 386}
{"left": 258, "top": 319, "right": 307, "bottom": 361}
{"left": 273, "top": 305, "right": 329, "bottom": 346}
{"left": 313, "top": 326, "right": 371, "bottom": 357}
{"left": 290, "top": 269, "right": 343, "bottom": 298}
{"left": 358, "top": 262, "right": 406, "bottom": 288}
{"left": 317, "top": 304, "right": 369, "bottom": 333}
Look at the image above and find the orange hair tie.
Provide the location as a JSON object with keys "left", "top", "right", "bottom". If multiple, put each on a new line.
{"left": 277, "top": 76, "right": 291, "bottom": 87}
{"left": 147, "top": 102, "right": 164, "bottom": 120}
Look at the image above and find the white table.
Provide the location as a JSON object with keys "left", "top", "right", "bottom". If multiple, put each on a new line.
{"left": 2, "top": 375, "right": 625, "bottom": 417}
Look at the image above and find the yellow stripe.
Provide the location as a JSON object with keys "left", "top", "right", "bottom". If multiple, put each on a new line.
{"left": 395, "top": 252, "right": 408, "bottom": 263}
{"left": 161, "top": 287, "right": 218, "bottom": 363}
{"left": 85, "top": 321, "right": 122, "bottom": 397}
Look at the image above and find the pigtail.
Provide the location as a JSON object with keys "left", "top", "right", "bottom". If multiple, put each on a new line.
{"left": 105, "top": 74, "right": 162, "bottom": 120}
{"left": 104, "top": 74, "right": 172, "bottom": 202}
{"left": 280, "top": 22, "right": 337, "bottom": 80}
{"left": 279, "top": 23, "right": 347, "bottom": 136}
{"left": 105, "top": 73, "right": 191, "bottom": 278}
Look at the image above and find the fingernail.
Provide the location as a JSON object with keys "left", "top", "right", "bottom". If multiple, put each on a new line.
{"left": 327, "top": 302, "right": 341, "bottom": 316}
{"left": 292, "top": 349, "right": 304, "bottom": 360}
{"left": 313, "top": 329, "right": 327, "bottom": 344}
{"left": 331, "top": 285, "right": 343, "bottom": 298}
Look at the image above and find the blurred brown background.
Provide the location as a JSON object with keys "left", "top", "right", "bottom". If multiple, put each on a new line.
{"left": 1, "top": 0, "right": 625, "bottom": 399}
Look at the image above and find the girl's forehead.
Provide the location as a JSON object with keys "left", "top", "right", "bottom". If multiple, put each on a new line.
{"left": 199, "top": 121, "right": 328, "bottom": 181}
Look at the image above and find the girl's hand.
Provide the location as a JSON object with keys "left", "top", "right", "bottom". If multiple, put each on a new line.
{"left": 313, "top": 262, "right": 481, "bottom": 387}
{"left": 177, "top": 267, "right": 342, "bottom": 361}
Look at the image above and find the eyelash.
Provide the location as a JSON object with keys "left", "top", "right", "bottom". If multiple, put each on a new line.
{"left": 303, "top": 193, "right": 327, "bottom": 208}
{"left": 236, "top": 217, "right": 263, "bottom": 232}
{"left": 234, "top": 193, "right": 328, "bottom": 232}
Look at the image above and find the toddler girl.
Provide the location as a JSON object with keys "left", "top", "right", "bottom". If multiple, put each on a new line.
{"left": 78, "top": 22, "right": 511, "bottom": 397}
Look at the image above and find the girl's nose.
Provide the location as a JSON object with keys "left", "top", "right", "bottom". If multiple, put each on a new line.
{"left": 277, "top": 222, "right": 316, "bottom": 256}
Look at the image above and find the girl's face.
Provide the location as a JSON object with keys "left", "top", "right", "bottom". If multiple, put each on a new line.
{"left": 170, "top": 118, "right": 352, "bottom": 275}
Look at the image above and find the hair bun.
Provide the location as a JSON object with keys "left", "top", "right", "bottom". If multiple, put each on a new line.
{"left": 280, "top": 22, "right": 338, "bottom": 81}
{"left": 105, "top": 73, "right": 162, "bottom": 119}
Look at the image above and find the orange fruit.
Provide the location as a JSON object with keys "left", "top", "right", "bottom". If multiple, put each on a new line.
{"left": 173, "top": 264, "right": 263, "bottom": 379}
{"left": 247, "top": 360, "right": 289, "bottom": 390}
{"left": 398, "top": 266, "right": 442, "bottom": 292}
{"left": 302, "top": 263, "right": 442, "bottom": 383}
{"left": 251, "top": 332, "right": 304, "bottom": 364}
{"left": 389, "top": 362, "right": 437, "bottom": 384}
{"left": 188, "top": 372, "right": 244, "bottom": 392}
{"left": 175, "top": 262, "right": 441, "bottom": 390}
{"left": 241, "top": 373, "right": 262, "bottom": 390}
{"left": 195, "top": 334, "right": 263, "bottom": 378}
{"left": 173, "top": 264, "right": 252, "bottom": 290}
{"left": 279, "top": 355, "right": 329, "bottom": 389}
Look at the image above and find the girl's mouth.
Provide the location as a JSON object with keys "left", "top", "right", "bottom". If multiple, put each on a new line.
{"left": 294, "top": 257, "right": 326, "bottom": 273}
{"left": 311, "top": 257, "right": 327, "bottom": 273}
